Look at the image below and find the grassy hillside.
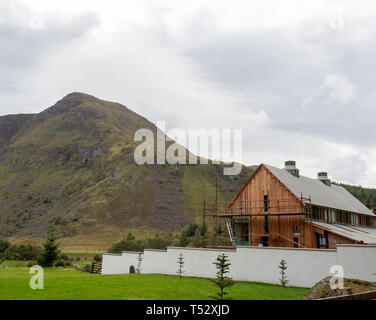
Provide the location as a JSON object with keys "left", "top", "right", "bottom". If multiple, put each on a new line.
{"left": 0, "top": 93, "right": 254, "bottom": 248}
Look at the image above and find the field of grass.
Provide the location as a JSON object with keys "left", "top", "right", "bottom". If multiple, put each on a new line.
{"left": 0, "top": 267, "right": 307, "bottom": 300}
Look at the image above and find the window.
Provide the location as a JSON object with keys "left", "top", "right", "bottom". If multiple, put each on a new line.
{"left": 316, "top": 232, "right": 329, "bottom": 249}
{"left": 312, "top": 206, "right": 319, "bottom": 220}
{"left": 234, "top": 221, "right": 249, "bottom": 244}
{"left": 331, "top": 210, "right": 335, "bottom": 223}
{"left": 365, "top": 216, "right": 371, "bottom": 227}
{"left": 355, "top": 214, "right": 359, "bottom": 226}
{"left": 264, "top": 195, "right": 269, "bottom": 212}
{"left": 344, "top": 212, "right": 350, "bottom": 225}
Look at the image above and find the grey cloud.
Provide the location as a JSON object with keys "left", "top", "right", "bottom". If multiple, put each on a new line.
{"left": 0, "top": 2, "right": 99, "bottom": 96}
{"left": 325, "top": 154, "right": 368, "bottom": 185}
{"left": 185, "top": 17, "right": 376, "bottom": 147}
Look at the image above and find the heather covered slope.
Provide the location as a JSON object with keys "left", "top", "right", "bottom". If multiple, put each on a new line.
{"left": 0, "top": 93, "right": 253, "bottom": 248}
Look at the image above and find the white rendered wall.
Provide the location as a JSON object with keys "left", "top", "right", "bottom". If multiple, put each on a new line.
{"left": 234, "top": 247, "right": 337, "bottom": 287}
{"left": 102, "top": 245, "right": 376, "bottom": 287}
{"left": 142, "top": 250, "right": 168, "bottom": 274}
{"left": 101, "top": 253, "right": 125, "bottom": 274}
{"left": 165, "top": 248, "right": 237, "bottom": 278}
{"left": 337, "top": 245, "right": 376, "bottom": 282}
{"left": 102, "top": 251, "right": 141, "bottom": 274}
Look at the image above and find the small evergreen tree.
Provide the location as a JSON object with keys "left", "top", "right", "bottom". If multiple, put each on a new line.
{"left": 177, "top": 253, "right": 185, "bottom": 278}
{"left": 136, "top": 253, "right": 143, "bottom": 274}
{"left": 216, "top": 224, "right": 223, "bottom": 235}
{"left": 179, "top": 230, "right": 189, "bottom": 247}
{"left": 199, "top": 222, "right": 208, "bottom": 236}
{"left": 37, "top": 234, "right": 61, "bottom": 268}
{"left": 279, "top": 259, "right": 289, "bottom": 288}
{"left": 210, "top": 254, "right": 234, "bottom": 300}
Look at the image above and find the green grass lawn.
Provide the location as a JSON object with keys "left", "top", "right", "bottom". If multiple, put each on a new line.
{"left": 0, "top": 267, "right": 308, "bottom": 300}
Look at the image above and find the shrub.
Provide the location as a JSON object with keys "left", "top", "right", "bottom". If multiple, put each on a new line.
{"left": 0, "top": 239, "right": 10, "bottom": 254}
{"left": 109, "top": 233, "right": 174, "bottom": 254}
{"left": 55, "top": 261, "right": 65, "bottom": 267}
{"left": 109, "top": 238, "right": 143, "bottom": 254}
{"left": 186, "top": 223, "right": 199, "bottom": 237}
{"left": 0, "top": 241, "right": 41, "bottom": 261}
{"left": 59, "top": 253, "right": 70, "bottom": 261}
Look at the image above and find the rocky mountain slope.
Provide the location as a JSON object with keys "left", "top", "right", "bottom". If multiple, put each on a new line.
{"left": 0, "top": 93, "right": 253, "bottom": 248}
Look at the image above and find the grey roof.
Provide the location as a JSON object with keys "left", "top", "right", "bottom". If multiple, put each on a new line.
{"left": 264, "top": 164, "right": 375, "bottom": 217}
{"left": 309, "top": 220, "right": 376, "bottom": 244}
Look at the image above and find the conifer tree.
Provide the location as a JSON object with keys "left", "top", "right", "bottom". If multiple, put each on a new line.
{"left": 136, "top": 253, "right": 143, "bottom": 274}
{"left": 37, "top": 234, "right": 61, "bottom": 267}
{"left": 177, "top": 253, "right": 185, "bottom": 278}
{"left": 279, "top": 259, "right": 289, "bottom": 288}
{"left": 210, "top": 254, "right": 234, "bottom": 300}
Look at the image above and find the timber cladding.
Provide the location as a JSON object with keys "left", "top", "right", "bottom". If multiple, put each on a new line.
{"left": 228, "top": 164, "right": 361, "bottom": 249}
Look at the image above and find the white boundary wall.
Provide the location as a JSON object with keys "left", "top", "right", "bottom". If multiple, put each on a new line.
{"left": 102, "top": 245, "right": 376, "bottom": 287}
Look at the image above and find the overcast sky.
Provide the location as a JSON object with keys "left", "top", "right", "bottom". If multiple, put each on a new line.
{"left": 1, "top": 0, "right": 376, "bottom": 187}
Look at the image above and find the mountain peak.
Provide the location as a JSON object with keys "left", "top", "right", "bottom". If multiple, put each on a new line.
{"left": 43, "top": 92, "right": 100, "bottom": 116}
{"left": 62, "top": 92, "right": 99, "bottom": 102}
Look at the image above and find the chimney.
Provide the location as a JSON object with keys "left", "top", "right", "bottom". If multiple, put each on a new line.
{"left": 317, "top": 172, "right": 331, "bottom": 186}
{"left": 284, "top": 160, "right": 300, "bottom": 177}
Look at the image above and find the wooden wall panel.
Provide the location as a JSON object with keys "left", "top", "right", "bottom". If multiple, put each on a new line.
{"left": 228, "top": 164, "right": 371, "bottom": 248}
{"left": 229, "top": 165, "right": 304, "bottom": 247}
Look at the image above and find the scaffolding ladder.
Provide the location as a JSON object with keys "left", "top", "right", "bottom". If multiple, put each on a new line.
{"left": 225, "top": 217, "right": 236, "bottom": 246}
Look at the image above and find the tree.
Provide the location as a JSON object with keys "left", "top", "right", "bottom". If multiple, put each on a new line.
{"left": 37, "top": 234, "right": 61, "bottom": 267}
{"left": 177, "top": 253, "right": 185, "bottom": 278}
{"left": 279, "top": 259, "right": 289, "bottom": 288}
{"left": 199, "top": 222, "right": 208, "bottom": 236}
{"left": 0, "top": 249, "right": 8, "bottom": 265}
{"left": 136, "top": 253, "right": 143, "bottom": 274}
{"left": 216, "top": 224, "right": 223, "bottom": 235}
{"left": 179, "top": 230, "right": 189, "bottom": 247}
{"left": 193, "top": 229, "right": 202, "bottom": 248}
{"left": 199, "top": 222, "right": 208, "bottom": 246}
{"left": 0, "top": 239, "right": 10, "bottom": 254}
{"left": 126, "top": 232, "right": 135, "bottom": 241}
{"left": 186, "top": 223, "right": 199, "bottom": 237}
{"left": 210, "top": 254, "right": 235, "bottom": 300}
{"left": 109, "top": 237, "right": 143, "bottom": 253}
